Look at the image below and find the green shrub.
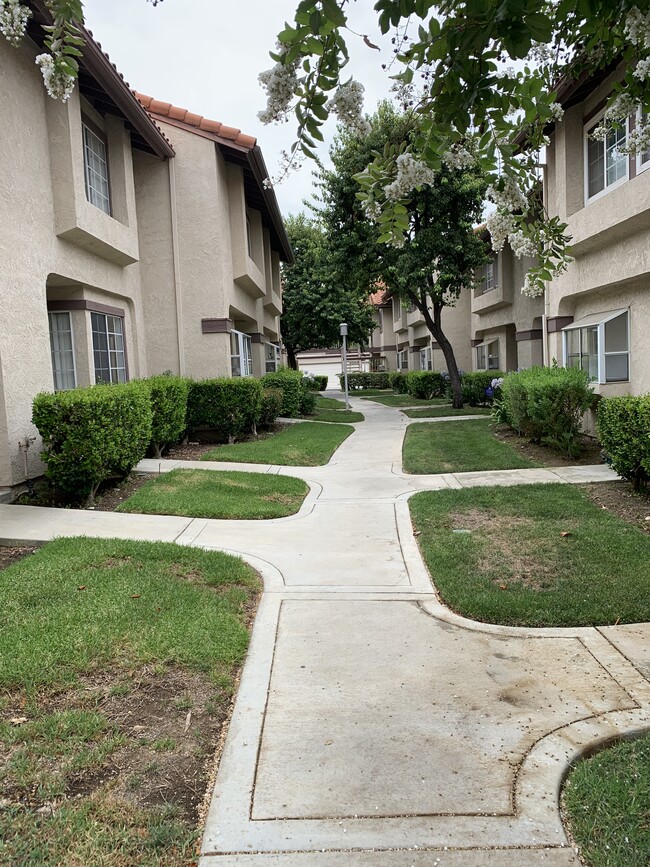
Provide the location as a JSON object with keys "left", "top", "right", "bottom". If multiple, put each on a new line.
{"left": 303, "top": 374, "right": 328, "bottom": 391}
{"left": 389, "top": 371, "right": 409, "bottom": 393}
{"left": 460, "top": 371, "right": 504, "bottom": 406}
{"left": 146, "top": 374, "right": 190, "bottom": 458}
{"left": 314, "top": 374, "right": 328, "bottom": 391}
{"left": 597, "top": 395, "right": 650, "bottom": 491}
{"left": 341, "top": 372, "right": 391, "bottom": 390}
{"left": 501, "top": 366, "right": 594, "bottom": 457}
{"left": 262, "top": 369, "right": 303, "bottom": 417}
{"left": 258, "top": 388, "right": 283, "bottom": 429}
{"left": 32, "top": 381, "right": 152, "bottom": 503}
{"left": 300, "top": 387, "right": 317, "bottom": 415}
{"left": 406, "top": 371, "right": 446, "bottom": 400}
{"left": 187, "top": 378, "right": 262, "bottom": 442}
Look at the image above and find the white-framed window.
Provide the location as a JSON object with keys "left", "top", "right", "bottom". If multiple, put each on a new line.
{"left": 82, "top": 123, "right": 111, "bottom": 215}
{"left": 48, "top": 312, "right": 77, "bottom": 391}
{"left": 585, "top": 115, "right": 628, "bottom": 203}
{"left": 393, "top": 300, "right": 402, "bottom": 322}
{"left": 476, "top": 340, "right": 499, "bottom": 371}
{"left": 91, "top": 312, "right": 126, "bottom": 384}
{"left": 231, "top": 329, "right": 253, "bottom": 377}
{"left": 265, "top": 342, "right": 280, "bottom": 373}
{"left": 563, "top": 309, "right": 629, "bottom": 383}
{"left": 636, "top": 111, "right": 650, "bottom": 174}
{"left": 396, "top": 349, "right": 409, "bottom": 371}
{"left": 419, "top": 347, "right": 433, "bottom": 370}
{"left": 481, "top": 260, "right": 496, "bottom": 293}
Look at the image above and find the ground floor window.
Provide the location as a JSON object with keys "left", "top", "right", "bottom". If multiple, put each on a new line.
{"left": 563, "top": 309, "right": 629, "bottom": 383}
{"left": 419, "top": 347, "right": 433, "bottom": 370}
{"left": 476, "top": 340, "right": 499, "bottom": 371}
{"left": 265, "top": 342, "right": 281, "bottom": 373}
{"left": 396, "top": 349, "right": 409, "bottom": 371}
{"left": 48, "top": 312, "right": 76, "bottom": 390}
{"left": 231, "top": 329, "right": 253, "bottom": 377}
{"left": 92, "top": 312, "right": 126, "bottom": 384}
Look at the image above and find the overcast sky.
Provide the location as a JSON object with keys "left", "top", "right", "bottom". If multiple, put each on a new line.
{"left": 83, "top": 0, "right": 397, "bottom": 217}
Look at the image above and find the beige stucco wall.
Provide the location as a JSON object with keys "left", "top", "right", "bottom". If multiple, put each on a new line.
{"left": 0, "top": 36, "right": 147, "bottom": 488}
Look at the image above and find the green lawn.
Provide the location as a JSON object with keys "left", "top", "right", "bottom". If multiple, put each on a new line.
{"left": 410, "top": 484, "right": 650, "bottom": 626}
{"left": 315, "top": 396, "right": 346, "bottom": 409}
{"left": 202, "top": 421, "right": 353, "bottom": 466}
{"left": 310, "top": 409, "right": 364, "bottom": 423}
{"left": 360, "top": 394, "right": 450, "bottom": 406}
{"left": 116, "top": 469, "right": 308, "bottom": 519}
{"left": 0, "top": 537, "right": 259, "bottom": 864}
{"left": 403, "top": 418, "right": 539, "bottom": 473}
{"left": 403, "top": 406, "right": 491, "bottom": 418}
{"left": 351, "top": 388, "right": 393, "bottom": 397}
{"left": 562, "top": 733, "right": 650, "bottom": 866}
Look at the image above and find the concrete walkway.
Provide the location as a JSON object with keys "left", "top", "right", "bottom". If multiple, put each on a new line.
{"left": 1, "top": 396, "right": 648, "bottom": 865}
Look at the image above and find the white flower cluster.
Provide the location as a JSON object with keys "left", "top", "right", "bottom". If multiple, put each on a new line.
{"left": 527, "top": 41, "right": 554, "bottom": 66}
{"left": 485, "top": 210, "right": 516, "bottom": 252}
{"left": 327, "top": 80, "right": 370, "bottom": 137}
{"left": 384, "top": 152, "right": 435, "bottom": 200}
{"left": 35, "top": 53, "right": 75, "bottom": 101}
{"left": 262, "top": 177, "right": 274, "bottom": 190}
{"left": 625, "top": 6, "right": 650, "bottom": 48}
{"left": 441, "top": 145, "right": 475, "bottom": 170}
{"left": 548, "top": 102, "right": 564, "bottom": 122}
{"left": 521, "top": 271, "right": 545, "bottom": 298}
{"left": 507, "top": 229, "right": 537, "bottom": 259}
{"left": 257, "top": 57, "right": 299, "bottom": 124}
{"left": 0, "top": 0, "right": 30, "bottom": 47}
{"left": 486, "top": 175, "right": 528, "bottom": 213}
{"left": 589, "top": 93, "right": 641, "bottom": 145}
{"left": 621, "top": 115, "right": 650, "bottom": 155}
{"left": 633, "top": 57, "right": 650, "bottom": 81}
{"left": 363, "top": 199, "right": 383, "bottom": 222}
{"left": 491, "top": 377, "right": 504, "bottom": 390}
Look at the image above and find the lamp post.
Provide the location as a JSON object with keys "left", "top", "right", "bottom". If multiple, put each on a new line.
{"left": 340, "top": 322, "right": 350, "bottom": 409}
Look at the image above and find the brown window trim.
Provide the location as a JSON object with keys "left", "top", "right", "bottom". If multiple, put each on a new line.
{"left": 81, "top": 113, "right": 112, "bottom": 217}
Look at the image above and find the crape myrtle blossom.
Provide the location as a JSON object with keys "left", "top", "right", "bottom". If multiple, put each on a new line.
{"left": 441, "top": 144, "right": 475, "bottom": 170}
{"left": 625, "top": 6, "right": 650, "bottom": 48}
{"left": 0, "top": 0, "right": 30, "bottom": 46}
{"left": 384, "top": 152, "right": 436, "bottom": 200}
{"left": 327, "top": 80, "right": 370, "bottom": 137}
{"left": 485, "top": 210, "right": 516, "bottom": 253}
{"left": 508, "top": 228, "right": 537, "bottom": 258}
{"left": 258, "top": 53, "right": 300, "bottom": 125}
{"left": 36, "top": 53, "right": 75, "bottom": 102}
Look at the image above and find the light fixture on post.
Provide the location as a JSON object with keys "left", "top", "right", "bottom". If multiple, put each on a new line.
{"left": 339, "top": 322, "right": 350, "bottom": 409}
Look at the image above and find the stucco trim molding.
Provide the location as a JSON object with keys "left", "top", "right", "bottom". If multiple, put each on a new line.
{"left": 515, "top": 329, "right": 543, "bottom": 342}
{"left": 380, "top": 344, "right": 397, "bottom": 352}
{"left": 547, "top": 316, "right": 574, "bottom": 333}
{"left": 201, "top": 318, "right": 233, "bottom": 334}
{"left": 471, "top": 339, "right": 483, "bottom": 347}
{"left": 47, "top": 299, "right": 126, "bottom": 318}
{"left": 250, "top": 333, "right": 265, "bottom": 344}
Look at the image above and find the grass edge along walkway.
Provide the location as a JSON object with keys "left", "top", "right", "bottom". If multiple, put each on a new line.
{"left": 403, "top": 418, "right": 539, "bottom": 474}
{"left": 409, "top": 483, "right": 650, "bottom": 627}
{"left": 201, "top": 421, "right": 354, "bottom": 466}
{"left": 403, "top": 406, "right": 491, "bottom": 418}
{"left": 117, "top": 468, "right": 309, "bottom": 520}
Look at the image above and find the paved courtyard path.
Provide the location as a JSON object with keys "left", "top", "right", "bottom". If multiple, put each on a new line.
{"left": 1, "top": 396, "right": 648, "bottom": 865}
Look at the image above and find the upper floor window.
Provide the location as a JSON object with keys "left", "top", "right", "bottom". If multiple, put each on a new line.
{"left": 563, "top": 310, "right": 629, "bottom": 383}
{"left": 636, "top": 111, "right": 650, "bottom": 173}
{"left": 585, "top": 117, "right": 628, "bottom": 202}
{"left": 92, "top": 312, "right": 126, "bottom": 384}
{"left": 83, "top": 123, "right": 111, "bottom": 215}
{"left": 231, "top": 329, "right": 253, "bottom": 377}
{"left": 481, "top": 260, "right": 496, "bottom": 293}
{"left": 48, "top": 312, "right": 77, "bottom": 391}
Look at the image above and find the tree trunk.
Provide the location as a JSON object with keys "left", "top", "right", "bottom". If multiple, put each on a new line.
{"left": 286, "top": 345, "right": 298, "bottom": 370}
{"left": 409, "top": 292, "right": 464, "bottom": 409}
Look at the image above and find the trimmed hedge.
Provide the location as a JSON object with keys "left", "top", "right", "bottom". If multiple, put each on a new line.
{"left": 459, "top": 370, "right": 504, "bottom": 406}
{"left": 597, "top": 395, "right": 650, "bottom": 491}
{"left": 406, "top": 371, "right": 446, "bottom": 400}
{"left": 340, "top": 371, "right": 391, "bottom": 391}
{"left": 501, "top": 366, "right": 594, "bottom": 457}
{"left": 304, "top": 374, "right": 328, "bottom": 391}
{"left": 146, "top": 374, "right": 190, "bottom": 458}
{"left": 32, "top": 381, "right": 152, "bottom": 502}
{"left": 300, "top": 387, "right": 317, "bottom": 416}
{"left": 259, "top": 387, "right": 283, "bottom": 429}
{"left": 187, "top": 378, "right": 262, "bottom": 442}
{"left": 389, "top": 371, "right": 409, "bottom": 393}
{"left": 262, "top": 369, "right": 304, "bottom": 417}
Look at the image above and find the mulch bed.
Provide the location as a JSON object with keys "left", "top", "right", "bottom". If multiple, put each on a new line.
{"left": 579, "top": 481, "right": 650, "bottom": 534}
{"left": 494, "top": 427, "right": 604, "bottom": 467}
{"left": 0, "top": 545, "right": 39, "bottom": 571}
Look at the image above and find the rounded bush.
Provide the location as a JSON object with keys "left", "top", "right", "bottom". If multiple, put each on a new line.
{"left": 597, "top": 394, "right": 650, "bottom": 491}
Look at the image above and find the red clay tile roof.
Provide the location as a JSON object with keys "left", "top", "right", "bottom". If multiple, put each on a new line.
{"left": 135, "top": 93, "right": 257, "bottom": 150}
{"left": 369, "top": 286, "right": 391, "bottom": 307}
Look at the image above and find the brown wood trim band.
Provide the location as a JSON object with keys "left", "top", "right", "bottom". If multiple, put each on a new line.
{"left": 515, "top": 329, "right": 543, "bottom": 342}
{"left": 547, "top": 316, "right": 574, "bottom": 333}
{"left": 250, "top": 332, "right": 264, "bottom": 344}
{"left": 47, "top": 299, "right": 125, "bottom": 318}
{"left": 201, "top": 318, "right": 232, "bottom": 334}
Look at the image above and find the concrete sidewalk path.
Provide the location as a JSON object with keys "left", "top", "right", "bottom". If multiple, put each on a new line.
{"left": 0, "top": 396, "right": 646, "bottom": 865}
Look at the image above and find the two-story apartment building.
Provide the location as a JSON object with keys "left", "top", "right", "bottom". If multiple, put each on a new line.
{"left": 543, "top": 61, "right": 647, "bottom": 400}
{"left": 0, "top": 3, "right": 290, "bottom": 497}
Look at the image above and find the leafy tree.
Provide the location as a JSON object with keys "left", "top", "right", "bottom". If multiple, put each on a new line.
{"left": 281, "top": 214, "right": 376, "bottom": 369}
{"left": 259, "top": 1, "right": 650, "bottom": 297}
{"left": 317, "top": 103, "right": 487, "bottom": 407}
